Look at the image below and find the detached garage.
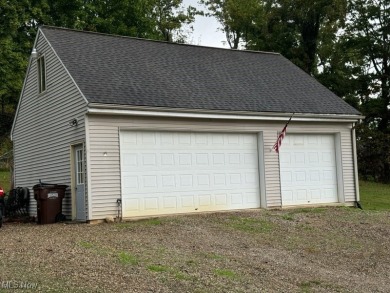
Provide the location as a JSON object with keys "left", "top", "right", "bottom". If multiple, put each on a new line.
{"left": 11, "top": 26, "right": 363, "bottom": 221}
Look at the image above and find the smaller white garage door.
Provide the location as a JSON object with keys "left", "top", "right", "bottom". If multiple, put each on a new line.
{"left": 120, "top": 131, "right": 261, "bottom": 217}
{"left": 280, "top": 134, "right": 338, "bottom": 206}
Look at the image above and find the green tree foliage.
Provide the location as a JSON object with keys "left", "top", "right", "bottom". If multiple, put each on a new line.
{"left": 76, "top": 0, "right": 158, "bottom": 38}
{"left": 345, "top": 0, "right": 389, "bottom": 133}
{"left": 0, "top": 0, "right": 36, "bottom": 136}
{"left": 344, "top": 0, "right": 390, "bottom": 182}
{"left": 202, "top": 0, "right": 347, "bottom": 73}
{"left": 357, "top": 124, "right": 390, "bottom": 182}
{"left": 152, "top": 0, "right": 198, "bottom": 42}
{"left": 0, "top": 0, "right": 196, "bottom": 152}
{"left": 201, "top": 0, "right": 264, "bottom": 49}
{"left": 259, "top": 0, "right": 347, "bottom": 74}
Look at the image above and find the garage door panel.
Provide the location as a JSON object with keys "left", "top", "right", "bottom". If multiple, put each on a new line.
{"left": 321, "top": 152, "right": 334, "bottom": 164}
{"left": 123, "top": 171, "right": 257, "bottom": 194}
{"left": 125, "top": 198, "right": 140, "bottom": 212}
{"left": 280, "top": 134, "right": 338, "bottom": 206}
{"left": 246, "top": 192, "right": 260, "bottom": 204}
{"left": 323, "top": 169, "right": 336, "bottom": 181}
{"left": 144, "top": 197, "right": 158, "bottom": 210}
{"left": 283, "top": 169, "right": 336, "bottom": 186}
{"left": 122, "top": 131, "right": 258, "bottom": 149}
{"left": 296, "top": 190, "right": 308, "bottom": 200}
{"left": 280, "top": 171, "right": 292, "bottom": 183}
{"left": 281, "top": 189, "right": 293, "bottom": 202}
{"left": 309, "top": 170, "right": 320, "bottom": 181}
{"left": 123, "top": 190, "right": 259, "bottom": 217}
{"left": 121, "top": 131, "right": 260, "bottom": 217}
{"left": 199, "top": 194, "right": 211, "bottom": 206}
{"left": 310, "top": 189, "right": 321, "bottom": 199}
{"left": 121, "top": 153, "right": 255, "bottom": 171}
{"left": 280, "top": 153, "right": 291, "bottom": 164}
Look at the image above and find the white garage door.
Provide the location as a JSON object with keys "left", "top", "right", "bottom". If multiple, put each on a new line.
{"left": 280, "top": 134, "right": 338, "bottom": 206}
{"left": 120, "top": 131, "right": 260, "bottom": 218}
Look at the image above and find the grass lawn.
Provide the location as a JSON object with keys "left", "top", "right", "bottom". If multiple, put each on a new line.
{"left": 359, "top": 180, "right": 390, "bottom": 210}
{"left": 0, "top": 169, "right": 11, "bottom": 191}
{"left": 1, "top": 208, "right": 389, "bottom": 292}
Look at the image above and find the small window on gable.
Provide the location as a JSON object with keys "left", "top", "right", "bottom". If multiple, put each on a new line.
{"left": 37, "top": 55, "right": 46, "bottom": 93}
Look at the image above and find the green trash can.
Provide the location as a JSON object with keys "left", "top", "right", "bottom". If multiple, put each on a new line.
{"left": 33, "top": 184, "right": 67, "bottom": 224}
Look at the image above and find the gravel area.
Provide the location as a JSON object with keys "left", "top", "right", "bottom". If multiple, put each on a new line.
{"left": 1, "top": 207, "right": 390, "bottom": 292}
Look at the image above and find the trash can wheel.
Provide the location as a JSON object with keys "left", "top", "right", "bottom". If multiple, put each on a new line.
{"left": 55, "top": 213, "right": 66, "bottom": 223}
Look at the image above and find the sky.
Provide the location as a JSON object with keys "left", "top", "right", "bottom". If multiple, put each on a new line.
{"left": 182, "top": 0, "right": 229, "bottom": 48}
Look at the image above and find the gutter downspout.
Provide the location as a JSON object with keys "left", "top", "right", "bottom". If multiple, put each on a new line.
{"left": 352, "top": 122, "right": 361, "bottom": 205}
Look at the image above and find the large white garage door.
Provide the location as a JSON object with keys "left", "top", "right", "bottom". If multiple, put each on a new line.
{"left": 120, "top": 131, "right": 260, "bottom": 218}
{"left": 280, "top": 134, "right": 338, "bottom": 206}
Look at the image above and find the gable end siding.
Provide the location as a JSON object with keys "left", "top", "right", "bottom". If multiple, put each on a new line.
{"left": 12, "top": 33, "right": 87, "bottom": 218}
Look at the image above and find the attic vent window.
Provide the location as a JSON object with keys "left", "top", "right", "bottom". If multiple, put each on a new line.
{"left": 37, "top": 55, "right": 46, "bottom": 93}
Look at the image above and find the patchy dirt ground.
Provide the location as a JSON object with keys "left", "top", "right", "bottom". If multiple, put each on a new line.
{"left": 1, "top": 207, "right": 390, "bottom": 292}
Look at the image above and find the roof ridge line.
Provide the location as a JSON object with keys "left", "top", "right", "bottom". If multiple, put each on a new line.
{"left": 39, "top": 25, "right": 280, "bottom": 56}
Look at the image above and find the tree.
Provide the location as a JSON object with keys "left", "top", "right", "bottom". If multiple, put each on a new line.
{"left": 0, "top": 0, "right": 39, "bottom": 116}
{"left": 345, "top": 0, "right": 389, "bottom": 133}
{"left": 77, "top": 0, "right": 159, "bottom": 38}
{"left": 202, "top": 0, "right": 347, "bottom": 73}
{"left": 246, "top": 0, "right": 348, "bottom": 74}
{"left": 152, "top": 0, "right": 198, "bottom": 42}
{"left": 343, "top": 0, "right": 390, "bottom": 182}
{"left": 75, "top": 0, "right": 197, "bottom": 42}
{"left": 201, "top": 0, "right": 264, "bottom": 49}
{"left": 0, "top": 0, "right": 197, "bottom": 153}
{"left": 46, "top": 0, "right": 84, "bottom": 28}
{"left": 356, "top": 123, "right": 390, "bottom": 182}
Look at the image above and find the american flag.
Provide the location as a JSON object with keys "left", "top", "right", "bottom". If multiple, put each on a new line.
{"left": 273, "top": 115, "right": 293, "bottom": 153}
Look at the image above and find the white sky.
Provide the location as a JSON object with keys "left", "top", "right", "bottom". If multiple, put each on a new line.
{"left": 182, "top": 0, "right": 229, "bottom": 48}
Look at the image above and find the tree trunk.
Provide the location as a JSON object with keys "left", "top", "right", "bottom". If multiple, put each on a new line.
{"left": 300, "top": 13, "right": 321, "bottom": 74}
{"left": 378, "top": 52, "right": 389, "bottom": 133}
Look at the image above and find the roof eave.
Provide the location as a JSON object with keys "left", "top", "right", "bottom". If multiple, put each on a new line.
{"left": 87, "top": 103, "right": 364, "bottom": 122}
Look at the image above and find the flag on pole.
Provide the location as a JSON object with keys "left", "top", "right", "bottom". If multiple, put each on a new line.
{"left": 273, "top": 114, "right": 294, "bottom": 153}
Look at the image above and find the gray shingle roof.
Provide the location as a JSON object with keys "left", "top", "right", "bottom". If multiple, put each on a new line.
{"left": 41, "top": 26, "right": 360, "bottom": 115}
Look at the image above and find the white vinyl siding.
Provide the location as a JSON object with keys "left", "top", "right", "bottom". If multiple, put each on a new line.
{"left": 12, "top": 32, "right": 87, "bottom": 218}
{"left": 87, "top": 115, "right": 356, "bottom": 220}
{"left": 341, "top": 131, "right": 355, "bottom": 202}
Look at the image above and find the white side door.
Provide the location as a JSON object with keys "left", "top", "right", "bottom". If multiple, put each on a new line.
{"left": 74, "top": 145, "right": 86, "bottom": 220}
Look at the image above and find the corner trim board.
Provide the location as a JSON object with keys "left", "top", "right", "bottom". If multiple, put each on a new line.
{"left": 352, "top": 123, "right": 360, "bottom": 202}
{"left": 85, "top": 114, "right": 93, "bottom": 220}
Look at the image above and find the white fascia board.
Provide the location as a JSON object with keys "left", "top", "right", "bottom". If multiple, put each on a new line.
{"left": 86, "top": 106, "right": 363, "bottom": 123}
